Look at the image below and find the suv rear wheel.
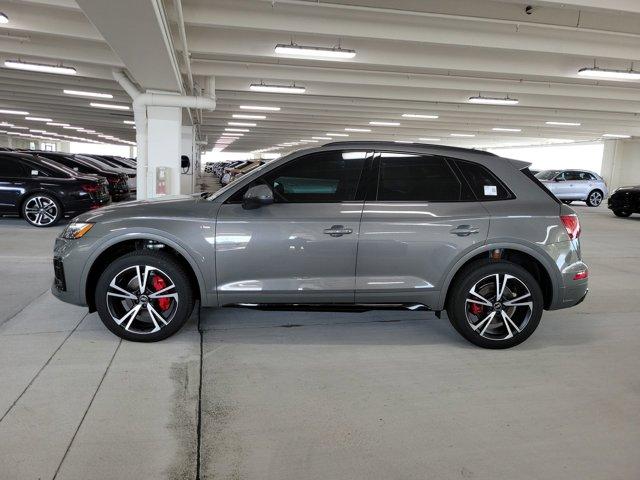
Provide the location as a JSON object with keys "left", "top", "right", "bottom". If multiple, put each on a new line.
{"left": 586, "top": 189, "right": 603, "bottom": 207}
{"left": 22, "top": 193, "right": 61, "bottom": 227}
{"left": 95, "top": 250, "right": 194, "bottom": 342}
{"left": 447, "top": 260, "right": 543, "bottom": 349}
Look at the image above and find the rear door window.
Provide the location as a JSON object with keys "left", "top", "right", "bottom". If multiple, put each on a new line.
{"left": 375, "top": 153, "right": 470, "bottom": 202}
{"left": 0, "top": 156, "right": 26, "bottom": 177}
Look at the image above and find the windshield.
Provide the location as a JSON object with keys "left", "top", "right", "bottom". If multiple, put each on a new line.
{"left": 535, "top": 170, "right": 561, "bottom": 180}
{"left": 204, "top": 161, "right": 271, "bottom": 200}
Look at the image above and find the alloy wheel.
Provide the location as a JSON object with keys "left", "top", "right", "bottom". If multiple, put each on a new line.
{"left": 106, "top": 265, "right": 179, "bottom": 334}
{"left": 24, "top": 196, "right": 58, "bottom": 226}
{"left": 589, "top": 191, "right": 603, "bottom": 206}
{"left": 465, "top": 273, "right": 533, "bottom": 341}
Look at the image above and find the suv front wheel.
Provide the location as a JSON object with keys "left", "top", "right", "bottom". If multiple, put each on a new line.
{"left": 447, "top": 260, "right": 543, "bottom": 349}
{"left": 95, "top": 250, "right": 194, "bottom": 342}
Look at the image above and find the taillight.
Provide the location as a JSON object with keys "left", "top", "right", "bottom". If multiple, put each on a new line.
{"left": 81, "top": 183, "right": 100, "bottom": 193}
{"left": 573, "top": 270, "right": 588, "bottom": 280}
{"left": 560, "top": 214, "right": 581, "bottom": 239}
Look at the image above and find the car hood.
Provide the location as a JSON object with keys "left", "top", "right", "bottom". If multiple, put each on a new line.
{"left": 614, "top": 185, "right": 640, "bottom": 193}
{"left": 75, "top": 194, "right": 212, "bottom": 223}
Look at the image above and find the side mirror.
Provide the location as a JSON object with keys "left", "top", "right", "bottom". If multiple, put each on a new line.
{"left": 243, "top": 184, "right": 274, "bottom": 210}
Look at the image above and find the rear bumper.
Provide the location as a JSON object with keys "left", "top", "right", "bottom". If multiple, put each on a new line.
{"left": 62, "top": 196, "right": 111, "bottom": 217}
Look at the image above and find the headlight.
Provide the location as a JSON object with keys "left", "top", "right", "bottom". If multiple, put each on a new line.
{"left": 61, "top": 222, "right": 94, "bottom": 239}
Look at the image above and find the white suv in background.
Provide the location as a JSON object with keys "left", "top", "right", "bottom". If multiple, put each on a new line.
{"left": 535, "top": 170, "right": 608, "bottom": 206}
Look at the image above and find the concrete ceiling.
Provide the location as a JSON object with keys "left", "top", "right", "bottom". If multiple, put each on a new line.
{"left": 1, "top": 0, "right": 639, "bottom": 153}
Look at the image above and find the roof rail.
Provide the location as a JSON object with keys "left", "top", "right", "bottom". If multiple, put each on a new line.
{"left": 320, "top": 140, "right": 497, "bottom": 156}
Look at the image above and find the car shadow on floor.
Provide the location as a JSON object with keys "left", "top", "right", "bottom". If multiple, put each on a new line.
{"left": 198, "top": 307, "right": 599, "bottom": 350}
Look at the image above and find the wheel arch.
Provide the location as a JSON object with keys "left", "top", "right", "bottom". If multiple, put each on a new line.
{"left": 439, "top": 243, "right": 560, "bottom": 311}
{"left": 83, "top": 233, "right": 208, "bottom": 312}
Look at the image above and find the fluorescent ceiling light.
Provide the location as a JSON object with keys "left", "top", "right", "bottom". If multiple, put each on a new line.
{"left": 578, "top": 67, "right": 640, "bottom": 80}
{"left": 0, "top": 122, "right": 13, "bottom": 127}
{"left": 344, "top": 128, "right": 371, "bottom": 132}
{"left": 225, "top": 128, "right": 249, "bottom": 132}
{"left": 468, "top": 96, "right": 519, "bottom": 105}
{"left": 249, "top": 83, "right": 305, "bottom": 94}
{"left": 0, "top": 108, "right": 28, "bottom": 115}
{"left": 492, "top": 127, "right": 522, "bottom": 132}
{"left": 228, "top": 122, "right": 256, "bottom": 127}
{"left": 450, "top": 133, "right": 476, "bottom": 137}
{"left": 274, "top": 43, "right": 356, "bottom": 60}
{"left": 233, "top": 114, "right": 266, "bottom": 119}
{"left": 46, "top": 122, "right": 69, "bottom": 127}
{"left": 223, "top": 133, "right": 244, "bottom": 136}
{"left": 9, "top": 125, "right": 28, "bottom": 130}
{"left": 369, "top": 121, "right": 400, "bottom": 126}
{"left": 300, "top": 139, "right": 319, "bottom": 143}
{"left": 25, "top": 116, "right": 52, "bottom": 122}
{"left": 0, "top": 13, "right": 8, "bottom": 24}
{"left": 545, "top": 121, "right": 581, "bottom": 126}
{"left": 326, "top": 133, "right": 349, "bottom": 137}
{"left": 29, "top": 129, "right": 47, "bottom": 133}
{"left": 419, "top": 137, "right": 441, "bottom": 141}
{"left": 123, "top": 120, "right": 135, "bottom": 125}
{"left": 240, "top": 105, "right": 280, "bottom": 111}
{"left": 64, "top": 89, "right": 113, "bottom": 99}
{"left": 90, "top": 102, "right": 130, "bottom": 110}
{"left": 312, "top": 136, "right": 332, "bottom": 140}
{"left": 5, "top": 60, "right": 76, "bottom": 75}
{"left": 394, "top": 140, "right": 414, "bottom": 143}
{"left": 603, "top": 133, "right": 631, "bottom": 138}
{"left": 402, "top": 113, "right": 439, "bottom": 119}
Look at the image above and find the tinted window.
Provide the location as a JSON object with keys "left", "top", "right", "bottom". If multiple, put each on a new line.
{"left": 376, "top": 153, "right": 465, "bottom": 202}
{"left": 455, "top": 160, "right": 513, "bottom": 200}
{"left": 263, "top": 151, "right": 367, "bottom": 203}
{"left": 564, "top": 171, "right": 583, "bottom": 181}
{"left": 0, "top": 156, "right": 25, "bottom": 177}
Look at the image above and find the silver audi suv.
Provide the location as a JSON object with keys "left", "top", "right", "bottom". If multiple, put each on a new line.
{"left": 535, "top": 169, "right": 608, "bottom": 207}
{"left": 52, "top": 142, "right": 588, "bottom": 348}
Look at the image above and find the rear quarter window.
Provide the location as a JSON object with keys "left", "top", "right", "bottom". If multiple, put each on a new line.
{"left": 453, "top": 159, "right": 514, "bottom": 201}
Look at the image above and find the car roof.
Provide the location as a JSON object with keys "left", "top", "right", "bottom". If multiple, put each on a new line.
{"left": 321, "top": 141, "right": 497, "bottom": 157}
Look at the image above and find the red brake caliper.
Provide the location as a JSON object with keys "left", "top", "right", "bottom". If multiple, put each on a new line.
{"left": 152, "top": 275, "right": 171, "bottom": 311}
{"left": 469, "top": 302, "right": 484, "bottom": 316}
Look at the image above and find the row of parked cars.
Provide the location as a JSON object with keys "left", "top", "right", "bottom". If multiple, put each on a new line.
{"left": 0, "top": 148, "right": 136, "bottom": 227}
{"left": 204, "top": 160, "right": 265, "bottom": 185}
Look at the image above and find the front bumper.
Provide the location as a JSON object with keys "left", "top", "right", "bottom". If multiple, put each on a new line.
{"left": 608, "top": 194, "right": 639, "bottom": 213}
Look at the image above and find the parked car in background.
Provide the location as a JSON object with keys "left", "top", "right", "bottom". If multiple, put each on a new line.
{"left": 77, "top": 154, "right": 136, "bottom": 195}
{"left": 221, "top": 161, "right": 250, "bottom": 185}
{"left": 607, "top": 185, "right": 640, "bottom": 217}
{"left": 0, "top": 151, "right": 110, "bottom": 227}
{"left": 226, "top": 160, "right": 264, "bottom": 184}
{"left": 26, "top": 151, "right": 131, "bottom": 201}
{"left": 535, "top": 169, "right": 608, "bottom": 206}
{"left": 52, "top": 142, "right": 588, "bottom": 348}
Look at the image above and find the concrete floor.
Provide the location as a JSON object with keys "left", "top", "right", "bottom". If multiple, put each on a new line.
{"left": 0, "top": 204, "right": 639, "bottom": 479}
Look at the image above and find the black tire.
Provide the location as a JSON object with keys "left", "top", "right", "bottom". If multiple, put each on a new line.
{"left": 446, "top": 260, "right": 544, "bottom": 349}
{"left": 613, "top": 210, "right": 632, "bottom": 218}
{"left": 95, "top": 250, "right": 194, "bottom": 342}
{"left": 586, "top": 189, "right": 604, "bottom": 207}
{"left": 21, "top": 193, "right": 62, "bottom": 227}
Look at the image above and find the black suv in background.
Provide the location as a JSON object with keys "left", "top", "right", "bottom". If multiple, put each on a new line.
{"left": 26, "top": 151, "right": 131, "bottom": 201}
{"left": 0, "top": 152, "right": 110, "bottom": 227}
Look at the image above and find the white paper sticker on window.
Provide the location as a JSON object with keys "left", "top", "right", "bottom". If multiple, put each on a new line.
{"left": 484, "top": 185, "right": 498, "bottom": 196}
{"left": 31, "top": 169, "right": 39, "bottom": 176}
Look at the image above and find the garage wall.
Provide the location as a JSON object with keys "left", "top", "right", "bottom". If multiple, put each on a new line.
{"left": 601, "top": 140, "right": 640, "bottom": 190}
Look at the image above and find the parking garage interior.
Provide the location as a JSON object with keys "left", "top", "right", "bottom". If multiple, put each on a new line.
{"left": 1, "top": 1, "right": 640, "bottom": 479}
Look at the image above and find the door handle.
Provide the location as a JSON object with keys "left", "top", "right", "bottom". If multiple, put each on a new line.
{"left": 324, "top": 225, "right": 353, "bottom": 237}
{"left": 450, "top": 225, "right": 480, "bottom": 236}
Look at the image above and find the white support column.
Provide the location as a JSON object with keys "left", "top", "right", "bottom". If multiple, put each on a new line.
{"left": 180, "top": 125, "right": 197, "bottom": 195}
{"left": 601, "top": 139, "right": 640, "bottom": 190}
{"left": 145, "top": 105, "right": 182, "bottom": 198}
